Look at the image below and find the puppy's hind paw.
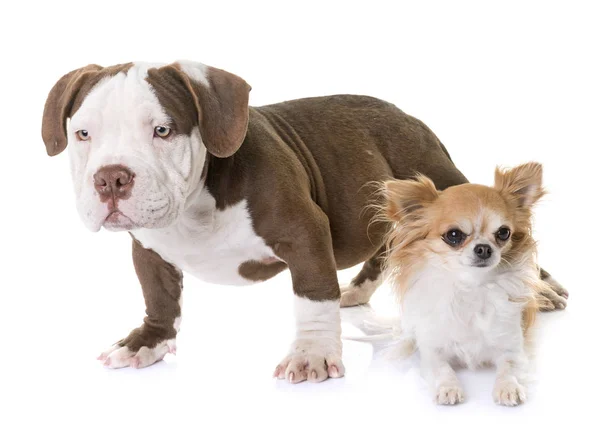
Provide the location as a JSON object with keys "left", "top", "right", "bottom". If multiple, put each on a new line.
{"left": 539, "top": 270, "right": 569, "bottom": 307}
{"left": 340, "top": 286, "right": 371, "bottom": 307}
{"left": 536, "top": 284, "right": 567, "bottom": 311}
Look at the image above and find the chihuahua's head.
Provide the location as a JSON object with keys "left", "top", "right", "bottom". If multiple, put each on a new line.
{"left": 383, "top": 162, "right": 545, "bottom": 278}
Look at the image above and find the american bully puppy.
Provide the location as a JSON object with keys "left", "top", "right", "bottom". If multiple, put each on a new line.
{"left": 41, "top": 61, "right": 568, "bottom": 383}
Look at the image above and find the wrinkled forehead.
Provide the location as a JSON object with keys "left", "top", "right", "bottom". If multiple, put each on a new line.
{"left": 434, "top": 184, "right": 511, "bottom": 233}
{"left": 70, "top": 63, "right": 170, "bottom": 130}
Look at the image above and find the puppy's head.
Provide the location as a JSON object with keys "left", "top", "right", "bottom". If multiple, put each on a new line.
{"left": 383, "top": 162, "right": 545, "bottom": 276}
{"left": 41, "top": 61, "right": 251, "bottom": 232}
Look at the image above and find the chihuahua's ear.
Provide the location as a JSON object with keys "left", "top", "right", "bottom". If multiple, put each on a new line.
{"left": 494, "top": 162, "right": 545, "bottom": 208}
{"left": 383, "top": 175, "right": 439, "bottom": 222}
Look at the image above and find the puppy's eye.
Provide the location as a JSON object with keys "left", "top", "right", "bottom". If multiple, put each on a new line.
{"left": 76, "top": 130, "right": 90, "bottom": 141}
{"left": 443, "top": 229, "right": 466, "bottom": 247}
{"left": 154, "top": 126, "right": 171, "bottom": 138}
{"left": 496, "top": 226, "right": 511, "bottom": 241}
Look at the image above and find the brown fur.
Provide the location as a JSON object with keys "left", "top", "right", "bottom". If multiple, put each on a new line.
{"left": 203, "top": 96, "right": 468, "bottom": 300}
{"left": 115, "top": 237, "right": 183, "bottom": 351}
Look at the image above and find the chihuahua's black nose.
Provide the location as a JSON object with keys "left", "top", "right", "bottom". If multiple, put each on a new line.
{"left": 474, "top": 244, "right": 492, "bottom": 260}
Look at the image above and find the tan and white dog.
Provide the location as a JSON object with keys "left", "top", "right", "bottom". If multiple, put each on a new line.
{"left": 41, "top": 61, "right": 568, "bottom": 383}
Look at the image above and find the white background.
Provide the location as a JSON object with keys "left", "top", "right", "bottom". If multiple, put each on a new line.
{"left": 1, "top": 1, "right": 598, "bottom": 431}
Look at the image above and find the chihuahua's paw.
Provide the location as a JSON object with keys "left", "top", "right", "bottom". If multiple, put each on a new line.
{"left": 98, "top": 326, "right": 177, "bottom": 369}
{"left": 435, "top": 384, "right": 465, "bottom": 405}
{"left": 274, "top": 343, "right": 345, "bottom": 383}
{"left": 493, "top": 380, "right": 527, "bottom": 406}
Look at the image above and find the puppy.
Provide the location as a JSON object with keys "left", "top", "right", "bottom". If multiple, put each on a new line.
{"left": 381, "top": 162, "right": 548, "bottom": 406}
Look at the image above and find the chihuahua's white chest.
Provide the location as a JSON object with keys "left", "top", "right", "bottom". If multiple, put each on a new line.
{"left": 402, "top": 266, "right": 530, "bottom": 368}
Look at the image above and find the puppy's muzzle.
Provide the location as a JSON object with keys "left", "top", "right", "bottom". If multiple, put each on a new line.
{"left": 93, "top": 165, "right": 135, "bottom": 204}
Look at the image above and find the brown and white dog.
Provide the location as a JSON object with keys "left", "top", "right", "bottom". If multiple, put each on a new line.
{"left": 41, "top": 61, "right": 568, "bottom": 383}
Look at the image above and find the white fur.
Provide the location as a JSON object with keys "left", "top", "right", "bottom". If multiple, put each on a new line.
{"left": 453, "top": 209, "right": 505, "bottom": 269}
{"left": 100, "top": 339, "right": 176, "bottom": 369}
{"left": 176, "top": 60, "right": 210, "bottom": 87}
{"left": 275, "top": 296, "right": 345, "bottom": 382}
{"left": 133, "top": 195, "right": 279, "bottom": 286}
{"left": 401, "top": 252, "right": 535, "bottom": 404}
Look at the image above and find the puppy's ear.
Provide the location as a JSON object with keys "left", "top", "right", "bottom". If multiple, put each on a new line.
{"left": 41, "top": 65, "right": 103, "bottom": 156}
{"left": 148, "top": 62, "right": 251, "bottom": 158}
{"left": 383, "top": 174, "right": 439, "bottom": 222}
{"left": 494, "top": 162, "right": 545, "bottom": 208}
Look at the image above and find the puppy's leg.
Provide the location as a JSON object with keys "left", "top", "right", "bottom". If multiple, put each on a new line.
{"left": 273, "top": 206, "right": 345, "bottom": 383}
{"left": 420, "top": 348, "right": 464, "bottom": 405}
{"left": 99, "top": 238, "right": 182, "bottom": 369}
{"left": 340, "top": 246, "right": 385, "bottom": 307}
{"left": 493, "top": 351, "right": 528, "bottom": 406}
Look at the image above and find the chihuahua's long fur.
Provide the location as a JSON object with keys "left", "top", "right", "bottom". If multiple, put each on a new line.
{"left": 382, "top": 162, "right": 549, "bottom": 406}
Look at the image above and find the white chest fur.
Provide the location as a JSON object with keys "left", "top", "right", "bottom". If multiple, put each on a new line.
{"left": 402, "top": 265, "right": 531, "bottom": 369}
{"left": 132, "top": 190, "right": 278, "bottom": 286}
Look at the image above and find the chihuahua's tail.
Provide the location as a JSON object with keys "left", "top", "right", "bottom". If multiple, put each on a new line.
{"left": 343, "top": 319, "right": 417, "bottom": 360}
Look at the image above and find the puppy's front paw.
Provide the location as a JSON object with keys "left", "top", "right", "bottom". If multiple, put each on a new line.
{"left": 435, "top": 384, "right": 465, "bottom": 405}
{"left": 493, "top": 380, "right": 527, "bottom": 406}
{"left": 274, "top": 342, "right": 345, "bottom": 383}
{"left": 98, "top": 326, "right": 176, "bottom": 369}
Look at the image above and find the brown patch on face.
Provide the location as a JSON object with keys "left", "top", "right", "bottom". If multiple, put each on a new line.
{"left": 146, "top": 63, "right": 251, "bottom": 157}
{"left": 144, "top": 66, "right": 197, "bottom": 135}
{"left": 41, "top": 63, "right": 133, "bottom": 156}
{"left": 238, "top": 259, "right": 288, "bottom": 282}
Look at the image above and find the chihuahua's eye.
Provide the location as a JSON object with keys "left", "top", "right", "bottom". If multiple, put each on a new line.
{"left": 76, "top": 130, "right": 90, "bottom": 141}
{"left": 496, "top": 226, "right": 511, "bottom": 241}
{"left": 154, "top": 126, "right": 171, "bottom": 138}
{"left": 443, "top": 229, "right": 466, "bottom": 247}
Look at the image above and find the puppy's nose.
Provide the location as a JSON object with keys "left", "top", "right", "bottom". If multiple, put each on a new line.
{"left": 474, "top": 244, "right": 493, "bottom": 260}
{"left": 94, "top": 165, "right": 134, "bottom": 200}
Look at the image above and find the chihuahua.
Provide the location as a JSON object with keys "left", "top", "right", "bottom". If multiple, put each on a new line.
{"left": 381, "top": 162, "right": 549, "bottom": 406}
